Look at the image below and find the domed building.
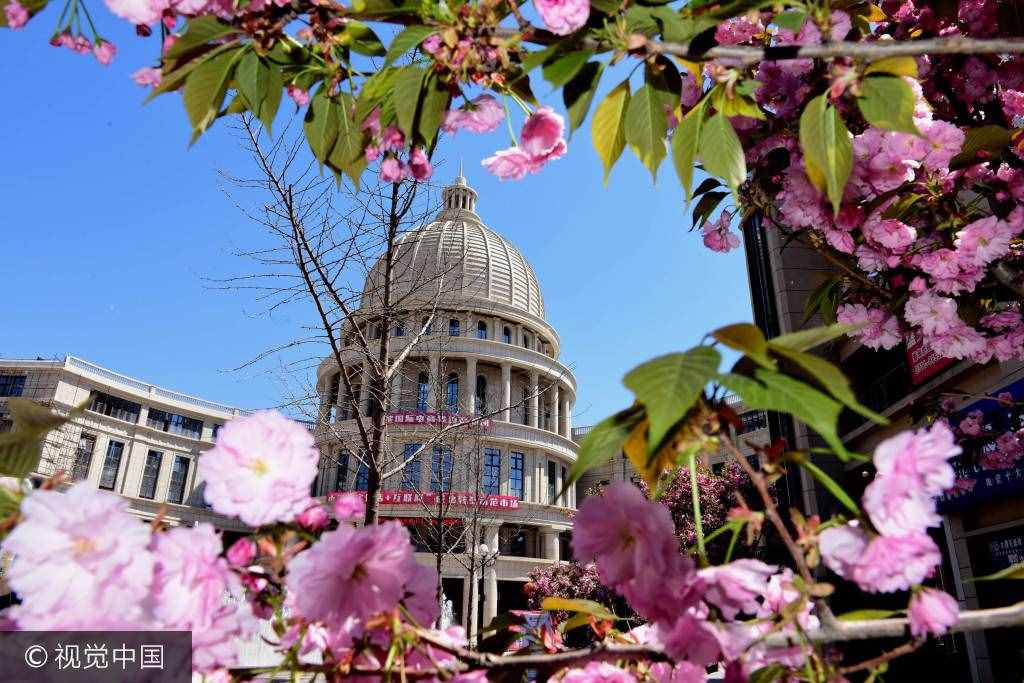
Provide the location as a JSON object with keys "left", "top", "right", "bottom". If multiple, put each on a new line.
{"left": 314, "top": 175, "right": 578, "bottom": 633}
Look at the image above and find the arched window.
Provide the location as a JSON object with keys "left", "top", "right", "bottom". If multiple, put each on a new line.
{"left": 395, "top": 320, "right": 406, "bottom": 337}
{"left": 417, "top": 372, "right": 429, "bottom": 412}
{"left": 502, "top": 326, "right": 512, "bottom": 344}
{"left": 446, "top": 373, "right": 459, "bottom": 413}
{"left": 475, "top": 375, "right": 487, "bottom": 415}
{"left": 522, "top": 387, "right": 529, "bottom": 425}
{"left": 522, "top": 332, "right": 531, "bottom": 349}
{"left": 372, "top": 324, "right": 382, "bottom": 340}
{"left": 448, "top": 319, "right": 461, "bottom": 336}
{"left": 477, "top": 320, "right": 488, "bottom": 339}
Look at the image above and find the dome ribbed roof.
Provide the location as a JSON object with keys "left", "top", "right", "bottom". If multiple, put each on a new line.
{"left": 359, "top": 177, "right": 545, "bottom": 319}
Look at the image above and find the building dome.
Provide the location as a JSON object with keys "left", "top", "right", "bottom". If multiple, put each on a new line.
{"left": 359, "top": 176, "right": 545, "bottom": 320}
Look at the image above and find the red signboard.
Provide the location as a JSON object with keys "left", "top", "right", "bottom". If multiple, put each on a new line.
{"left": 327, "top": 489, "right": 520, "bottom": 510}
{"left": 387, "top": 411, "right": 492, "bottom": 430}
{"left": 906, "top": 331, "right": 956, "bottom": 385}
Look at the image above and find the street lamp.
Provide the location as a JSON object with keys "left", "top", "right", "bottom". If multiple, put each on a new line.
{"left": 474, "top": 542, "right": 500, "bottom": 639}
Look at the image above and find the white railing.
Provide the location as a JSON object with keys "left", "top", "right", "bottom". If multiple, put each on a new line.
{"left": 491, "top": 421, "right": 578, "bottom": 461}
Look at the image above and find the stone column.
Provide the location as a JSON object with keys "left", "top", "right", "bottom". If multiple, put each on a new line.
{"left": 427, "top": 353, "right": 440, "bottom": 410}
{"left": 523, "top": 452, "right": 533, "bottom": 503}
{"left": 564, "top": 398, "right": 572, "bottom": 437}
{"left": 464, "top": 356, "right": 477, "bottom": 414}
{"left": 500, "top": 364, "right": 512, "bottom": 422}
{"left": 359, "top": 361, "right": 371, "bottom": 417}
{"left": 541, "top": 528, "right": 560, "bottom": 561}
{"left": 483, "top": 524, "right": 500, "bottom": 625}
{"left": 529, "top": 372, "right": 539, "bottom": 428}
{"left": 551, "top": 384, "right": 560, "bottom": 435}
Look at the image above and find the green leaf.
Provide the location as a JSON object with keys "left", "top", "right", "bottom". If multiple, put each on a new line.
{"left": 623, "top": 346, "right": 721, "bottom": 453}
{"left": 328, "top": 93, "right": 366, "bottom": 187}
{"left": 164, "top": 16, "right": 239, "bottom": 62}
{"left": 969, "top": 561, "right": 1024, "bottom": 582}
{"left": 748, "top": 664, "right": 787, "bottom": 683}
{"left": 520, "top": 44, "right": 560, "bottom": 75}
{"left": 148, "top": 41, "right": 239, "bottom": 103}
{"left": 769, "top": 323, "right": 853, "bottom": 352}
{"left": 864, "top": 56, "right": 918, "bottom": 78}
{"left": 699, "top": 112, "right": 746, "bottom": 196}
{"left": 798, "top": 458, "right": 861, "bottom": 515}
{"left": 799, "top": 93, "right": 853, "bottom": 216}
{"left": 590, "top": 0, "right": 620, "bottom": 13}
{"left": 260, "top": 65, "right": 283, "bottom": 135}
{"left": 836, "top": 608, "right": 904, "bottom": 621}
{"left": 950, "top": 124, "right": 1013, "bottom": 169}
{"left": 344, "top": 20, "right": 386, "bottom": 56}
{"left": 672, "top": 98, "right": 707, "bottom": 200}
{"left": 712, "top": 323, "right": 775, "bottom": 370}
{"left": 542, "top": 50, "right": 592, "bottom": 89}
{"left": 357, "top": 67, "right": 399, "bottom": 123}
{"left": 304, "top": 87, "right": 341, "bottom": 164}
{"left": 691, "top": 190, "right": 727, "bottom": 228}
{"left": 417, "top": 74, "right": 450, "bottom": 148}
{"left": 563, "top": 61, "right": 605, "bottom": 136}
{"left": 857, "top": 75, "right": 920, "bottom": 135}
{"left": 541, "top": 597, "right": 617, "bottom": 621}
{"left": 566, "top": 405, "right": 644, "bottom": 487}
{"left": 0, "top": 399, "right": 86, "bottom": 478}
{"left": 591, "top": 79, "right": 631, "bottom": 186}
{"left": 393, "top": 65, "right": 426, "bottom": 139}
{"left": 182, "top": 48, "right": 239, "bottom": 143}
{"left": 653, "top": 7, "right": 718, "bottom": 42}
{"left": 768, "top": 344, "right": 888, "bottom": 424}
{"left": 718, "top": 370, "right": 851, "bottom": 460}
{"left": 383, "top": 25, "right": 435, "bottom": 68}
{"left": 236, "top": 50, "right": 265, "bottom": 114}
{"left": 773, "top": 10, "right": 806, "bottom": 31}
{"left": 625, "top": 82, "right": 669, "bottom": 181}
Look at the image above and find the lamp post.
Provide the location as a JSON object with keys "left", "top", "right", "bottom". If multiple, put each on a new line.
{"left": 469, "top": 540, "right": 500, "bottom": 645}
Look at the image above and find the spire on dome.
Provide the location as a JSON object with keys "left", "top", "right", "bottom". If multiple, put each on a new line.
{"left": 441, "top": 171, "right": 478, "bottom": 214}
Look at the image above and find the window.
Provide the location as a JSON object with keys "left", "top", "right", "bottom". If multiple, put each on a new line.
{"left": 522, "top": 333, "right": 531, "bottom": 349}
{"left": 739, "top": 410, "right": 768, "bottom": 434}
{"left": 139, "top": 450, "right": 163, "bottom": 499}
{"left": 417, "top": 372, "right": 429, "bottom": 412}
{"left": 448, "top": 318, "right": 461, "bottom": 336}
{"left": 335, "top": 449, "right": 350, "bottom": 491}
{"left": 341, "top": 383, "right": 360, "bottom": 421}
{"left": 522, "top": 388, "right": 529, "bottom": 425}
{"left": 0, "top": 374, "right": 26, "bottom": 397}
{"left": 355, "top": 461, "right": 369, "bottom": 491}
{"left": 510, "top": 452, "right": 524, "bottom": 499}
{"left": 561, "top": 466, "right": 567, "bottom": 505}
{"left": 395, "top": 320, "right": 406, "bottom": 337}
{"left": 547, "top": 461, "right": 556, "bottom": 504}
{"left": 446, "top": 373, "right": 459, "bottom": 413}
{"left": 147, "top": 408, "right": 203, "bottom": 439}
{"left": 99, "top": 440, "right": 124, "bottom": 490}
{"left": 89, "top": 390, "right": 141, "bottom": 424}
{"left": 326, "top": 373, "right": 340, "bottom": 422}
{"left": 502, "top": 327, "right": 512, "bottom": 344}
{"left": 475, "top": 375, "right": 487, "bottom": 415}
{"left": 431, "top": 446, "right": 453, "bottom": 492}
{"left": 72, "top": 432, "right": 96, "bottom": 482}
{"left": 167, "top": 455, "right": 190, "bottom": 504}
{"left": 401, "top": 444, "right": 422, "bottom": 490}
{"left": 421, "top": 317, "right": 433, "bottom": 335}
{"left": 477, "top": 321, "right": 488, "bottom": 339}
{"left": 372, "top": 324, "right": 383, "bottom": 340}
{"left": 483, "top": 448, "right": 501, "bottom": 495}
{"left": 211, "top": 423, "right": 223, "bottom": 440}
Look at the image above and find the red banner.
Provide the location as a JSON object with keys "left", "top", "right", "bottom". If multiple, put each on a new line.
{"left": 906, "top": 331, "right": 956, "bottom": 385}
{"left": 386, "top": 411, "right": 492, "bottom": 430}
{"left": 327, "top": 489, "right": 520, "bottom": 510}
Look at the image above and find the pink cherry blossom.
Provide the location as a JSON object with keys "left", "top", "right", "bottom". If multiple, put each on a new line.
{"left": 422, "top": 33, "right": 442, "bottom": 54}
{"left": 714, "top": 17, "right": 762, "bottom": 45}
{"left": 409, "top": 147, "right": 433, "bottom": 181}
{"left": 297, "top": 504, "right": 330, "bottom": 531}
{"left": 381, "top": 126, "right": 405, "bottom": 151}
{"left": 702, "top": 212, "right": 741, "bottom": 253}
{"left": 287, "top": 85, "right": 310, "bottom": 107}
{"left": 864, "top": 218, "right": 916, "bottom": 252}
{"left": 533, "top": 0, "right": 589, "bottom": 36}
{"left": 132, "top": 67, "right": 162, "bottom": 87}
{"left": 0, "top": 483, "right": 154, "bottom": 629}
{"left": 904, "top": 292, "right": 961, "bottom": 336}
{"left": 4, "top": 0, "right": 28, "bottom": 28}
{"left": 104, "top": 0, "right": 161, "bottom": 25}
{"left": 871, "top": 420, "right": 960, "bottom": 496}
{"left": 286, "top": 521, "right": 417, "bottom": 629}
{"left": 442, "top": 95, "right": 505, "bottom": 134}
{"left": 836, "top": 303, "right": 902, "bottom": 350}
{"left": 520, "top": 107, "right": 567, "bottom": 160}
{"left": 698, "top": 559, "right": 776, "bottom": 621}
{"left": 819, "top": 523, "right": 869, "bottom": 580}
{"left": 226, "top": 537, "right": 257, "bottom": 566}
{"left": 863, "top": 472, "right": 940, "bottom": 536}
{"left": 959, "top": 411, "right": 983, "bottom": 436}
{"left": 955, "top": 216, "right": 1015, "bottom": 266}
{"left": 361, "top": 107, "right": 382, "bottom": 137}
{"left": 333, "top": 492, "right": 366, "bottom": 521}
{"left": 92, "top": 40, "right": 116, "bottom": 66}
{"left": 151, "top": 524, "right": 255, "bottom": 671}
{"left": 560, "top": 661, "right": 637, "bottom": 682}
{"left": 981, "top": 309, "right": 1022, "bottom": 330}
{"left": 648, "top": 661, "right": 706, "bottom": 683}
{"left": 917, "top": 119, "right": 965, "bottom": 171}
{"left": 908, "top": 588, "right": 959, "bottom": 637}
{"left": 403, "top": 563, "right": 442, "bottom": 625}
{"left": 852, "top": 533, "right": 941, "bottom": 593}
{"left": 653, "top": 611, "right": 722, "bottom": 667}
{"left": 380, "top": 156, "right": 407, "bottom": 183}
{"left": 199, "top": 410, "right": 319, "bottom": 527}
{"left": 481, "top": 148, "right": 534, "bottom": 180}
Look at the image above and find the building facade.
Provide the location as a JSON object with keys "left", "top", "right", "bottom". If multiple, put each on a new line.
{"left": 313, "top": 175, "right": 579, "bottom": 633}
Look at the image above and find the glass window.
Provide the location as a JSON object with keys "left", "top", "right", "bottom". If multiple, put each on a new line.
{"left": 561, "top": 466, "right": 567, "bottom": 505}
{"left": 739, "top": 410, "right": 768, "bottom": 434}
{"left": 421, "top": 317, "right": 433, "bottom": 335}
{"left": 0, "top": 374, "right": 26, "bottom": 397}
{"left": 72, "top": 432, "right": 96, "bottom": 482}
{"left": 401, "top": 444, "right": 422, "bottom": 490}
{"left": 510, "top": 452, "right": 524, "bottom": 499}
{"left": 99, "top": 440, "right": 124, "bottom": 490}
{"left": 475, "top": 375, "right": 487, "bottom": 415}
{"left": 212, "top": 423, "right": 223, "bottom": 440}
{"left": 355, "top": 460, "right": 369, "bottom": 491}
{"left": 167, "top": 455, "right": 190, "bottom": 504}
{"left": 547, "top": 461, "right": 556, "bottom": 504}
{"left": 139, "top": 450, "right": 163, "bottom": 499}
{"left": 483, "top": 448, "right": 501, "bottom": 495}
{"left": 335, "top": 449, "right": 350, "bottom": 491}
{"left": 522, "top": 333, "right": 531, "bottom": 349}
{"left": 502, "top": 327, "right": 512, "bottom": 344}
{"left": 89, "top": 390, "right": 141, "bottom": 424}
{"left": 372, "top": 324, "right": 382, "bottom": 340}
{"left": 147, "top": 408, "right": 203, "bottom": 439}
{"left": 446, "top": 373, "right": 459, "bottom": 413}
{"left": 431, "top": 446, "right": 453, "bottom": 492}
{"left": 395, "top": 320, "right": 406, "bottom": 337}
{"left": 448, "top": 319, "right": 460, "bottom": 336}
{"left": 417, "top": 372, "right": 429, "bottom": 412}
{"left": 477, "top": 321, "right": 488, "bottom": 339}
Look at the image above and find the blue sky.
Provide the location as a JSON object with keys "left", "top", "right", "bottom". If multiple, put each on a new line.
{"left": 0, "top": 14, "right": 753, "bottom": 425}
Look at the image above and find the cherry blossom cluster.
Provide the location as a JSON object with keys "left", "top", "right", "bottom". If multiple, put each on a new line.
{"left": 938, "top": 390, "right": 1024, "bottom": 475}
{"left": 361, "top": 108, "right": 433, "bottom": 184}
